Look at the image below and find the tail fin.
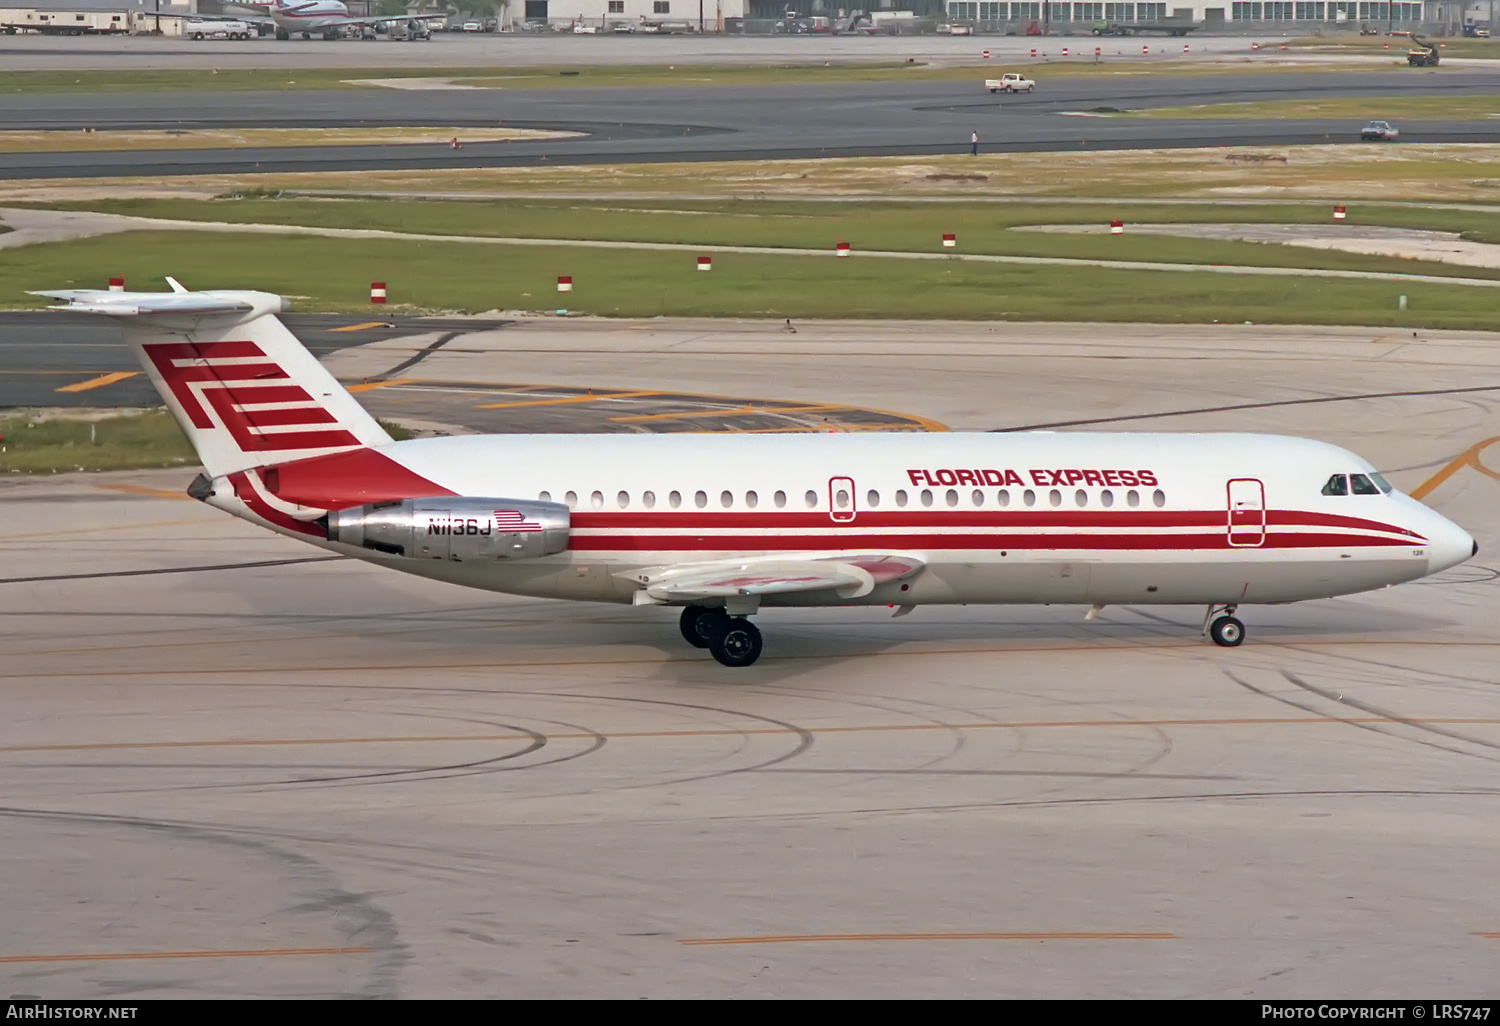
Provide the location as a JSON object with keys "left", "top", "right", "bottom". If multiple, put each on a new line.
{"left": 36, "top": 284, "right": 390, "bottom": 477}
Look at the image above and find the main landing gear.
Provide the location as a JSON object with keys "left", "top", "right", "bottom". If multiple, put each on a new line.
{"left": 1203, "top": 604, "right": 1246, "bottom": 648}
{"left": 679, "top": 604, "right": 764, "bottom": 668}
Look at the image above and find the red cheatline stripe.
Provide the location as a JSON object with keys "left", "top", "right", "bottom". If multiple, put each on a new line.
{"left": 229, "top": 471, "right": 326, "bottom": 539}
{"left": 567, "top": 532, "right": 1413, "bottom": 553}
{"left": 568, "top": 509, "right": 1418, "bottom": 536}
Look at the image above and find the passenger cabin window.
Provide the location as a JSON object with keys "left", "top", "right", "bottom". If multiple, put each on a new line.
{"left": 945, "top": 489, "right": 958, "bottom": 507}
{"left": 997, "top": 489, "right": 1010, "bottom": 506}
{"left": 669, "top": 490, "right": 682, "bottom": 508}
{"left": 774, "top": 490, "right": 787, "bottom": 508}
{"left": 695, "top": 491, "right": 708, "bottom": 508}
{"left": 1350, "top": 473, "right": 1380, "bottom": 495}
{"left": 868, "top": 489, "right": 880, "bottom": 507}
{"left": 1048, "top": 489, "right": 1062, "bottom": 508}
{"left": 565, "top": 490, "right": 578, "bottom": 509}
{"left": 720, "top": 490, "right": 733, "bottom": 509}
{"left": 921, "top": 489, "right": 934, "bottom": 507}
{"left": 591, "top": 490, "right": 604, "bottom": 509}
{"left": 1100, "top": 489, "right": 1114, "bottom": 508}
{"left": 746, "top": 490, "right": 758, "bottom": 508}
{"left": 539, "top": 490, "right": 551, "bottom": 502}
{"left": 1322, "top": 474, "right": 1349, "bottom": 496}
{"left": 1023, "top": 489, "right": 1036, "bottom": 507}
{"left": 1075, "top": 489, "right": 1087, "bottom": 508}
{"left": 896, "top": 489, "right": 908, "bottom": 507}
{"left": 972, "top": 489, "right": 984, "bottom": 506}
{"left": 643, "top": 490, "right": 656, "bottom": 508}
{"left": 804, "top": 490, "right": 818, "bottom": 509}
{"left": 1152, "top": 489, "right": 1166, "bottom": 508}
{"left": 1127, "top": 489, "right": 1140, "bottom": 507}
{"left": 617, "top": 490, "right": 629, "bottom": 508}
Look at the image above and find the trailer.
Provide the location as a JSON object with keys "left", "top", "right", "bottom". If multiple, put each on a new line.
{"left": 2, "top": 11, "right": 129, "bottom": 35}
{"left": 1090, "top": 19, "right": 1199, "bottom": 36}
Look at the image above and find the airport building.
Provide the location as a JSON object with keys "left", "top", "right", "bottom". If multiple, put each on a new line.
{"left": 515, "top": 0, "right": 747, "bottom": 31}
{"left": 0, "top": 0, "right": 198, "bottom": 34}
{"left": 940, "top": 0, "right": 1473, "bottom": 28}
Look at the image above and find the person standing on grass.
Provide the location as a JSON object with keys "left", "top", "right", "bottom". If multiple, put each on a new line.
{"left": 970, "top": 130, "right": 979, "bottom": 156}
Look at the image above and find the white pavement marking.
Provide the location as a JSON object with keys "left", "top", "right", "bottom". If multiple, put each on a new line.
{"left": 1020, "top": 222, "right": 1500, "bottom": 272}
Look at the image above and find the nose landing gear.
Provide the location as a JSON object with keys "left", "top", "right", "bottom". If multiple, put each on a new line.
{"left": 1203, "top": 604, "right": 1246, "bottom": 647}
{"left": 679, "top": 604, "right": 764, "bottom": 667}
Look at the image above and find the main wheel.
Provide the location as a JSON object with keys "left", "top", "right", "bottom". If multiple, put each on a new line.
{"left": 679, "top": 604, "right": 726, "bottom": 649}
{"left": 276, "top": 28, "right": 289, "bottom": 40}
{"left": 709, "top": 618, "right": 763, "bottom": 668}
{"left": 1209, "top": 615, "right": 1245, "bottom": 648}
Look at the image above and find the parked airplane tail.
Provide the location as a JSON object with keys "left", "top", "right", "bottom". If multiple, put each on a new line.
{"left": 35, "top": 281, "right": 391, "bottom": 478}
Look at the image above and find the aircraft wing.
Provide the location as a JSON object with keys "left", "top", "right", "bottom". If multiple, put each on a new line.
{"left": 182, "top": 11, "right": 275, "bottom": 23}
{"left": 338, "top": 13, "right": 450, "bottom": 23}
{"left": 624, "top": 554, "right": 924, "bottom": 603}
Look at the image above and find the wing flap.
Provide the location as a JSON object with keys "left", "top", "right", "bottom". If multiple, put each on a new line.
{"left": 628, "top": 554, "right": 924, "bottom": 602}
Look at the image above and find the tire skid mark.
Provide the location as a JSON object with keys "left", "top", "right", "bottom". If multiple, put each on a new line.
{"left": 1224, "top": 667, "right": 1500, "bottom": 765}
{"left": 0, "top": 804, "right": 408, "bottom": 998}
{"left": 1279, "top": 668, "right": 1500, "bottom": 757}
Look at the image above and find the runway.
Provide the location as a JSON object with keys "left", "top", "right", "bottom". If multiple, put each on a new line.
{"left": 3, "top": 319, "right": 1499, "bottom": 996}
{"left": 4, "top": 69, "right": 1500, "bottom": 178}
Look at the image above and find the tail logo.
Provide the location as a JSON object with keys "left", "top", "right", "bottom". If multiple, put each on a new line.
{"left": 142, "top": 340, "right": 360, "bottom": 454}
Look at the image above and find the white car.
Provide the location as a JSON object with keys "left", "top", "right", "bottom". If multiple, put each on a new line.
{"left": 462, "top": 20, "right": 482, "bottom": 31}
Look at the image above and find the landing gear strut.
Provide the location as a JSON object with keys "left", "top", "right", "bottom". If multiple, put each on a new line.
{"left": 1203, "top": 604, "right": 1245, "bottom": 647}
{"left": 679, "top": 604, "right": 764, "bottom": 667}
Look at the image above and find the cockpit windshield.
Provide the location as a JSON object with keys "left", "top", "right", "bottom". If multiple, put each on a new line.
{"left": 1323, "top": 472, "right": 1393, "bottom": 497}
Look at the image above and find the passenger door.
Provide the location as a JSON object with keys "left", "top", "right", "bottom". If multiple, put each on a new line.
{"left": 829, "top": 476, "right": 857, "bottom": 523}
{"left": 1227, "top": 478, "right": 1266, "bottom": 548}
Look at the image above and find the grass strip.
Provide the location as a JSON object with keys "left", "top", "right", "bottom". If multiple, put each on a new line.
{"left": 0, "top": 410, "right": 195, "bottom": 473}
{"left": 0, "top": 60, "right": 1379, "bottom": 96}
{"left": 1133, "top": 96, "right": 1500, "bottom": 120}
{"left": 1, "top": 229, "right": 1492, "bottom": 329}
{"left": 35, "top": 196, "right": 1500, "bottom": 273}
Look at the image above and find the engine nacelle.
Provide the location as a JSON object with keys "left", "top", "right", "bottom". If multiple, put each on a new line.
{"left": 325, "top": 497, "right": 570, "bottom": 562}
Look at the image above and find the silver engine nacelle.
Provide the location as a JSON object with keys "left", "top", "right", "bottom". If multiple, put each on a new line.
{"left": 325, "top": 497, "right": 570, "bottom": 562}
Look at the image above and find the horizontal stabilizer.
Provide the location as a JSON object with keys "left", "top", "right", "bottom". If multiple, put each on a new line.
{"left": 32, "top": 287, "right": 282, "bottom": 320}
{"left": 626, "top": 554, "right": 924, "bottom": 602}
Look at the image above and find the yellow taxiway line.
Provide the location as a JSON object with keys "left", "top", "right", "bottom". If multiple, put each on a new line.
{"left": 475, "top": 389, "right": 662, "bottom": 410}
{"left": 54, "top": 370, "right": 138, "bottom": 393}
{"left": 678, "top": 931, "right": 1179, "bottom": 946}
{"left": 345, "top": 377, "right": 419, "bottom": 393}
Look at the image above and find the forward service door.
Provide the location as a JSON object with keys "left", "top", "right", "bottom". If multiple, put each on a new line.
{"left": 1227, "top": 478, "right": 1266, "bottom": 547}
{"left": 829, "top": 477, "right": 856, "bottom": 523}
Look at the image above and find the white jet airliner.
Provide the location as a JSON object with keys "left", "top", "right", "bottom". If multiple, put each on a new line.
{"left": 38, "top": 283, "right": 1478, "bottom": 667}
{"left": 220, "top": 1, "right": 445, "bottom": 40}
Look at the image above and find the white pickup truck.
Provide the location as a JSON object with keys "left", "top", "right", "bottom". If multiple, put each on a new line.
{"left": 985, "top": 73, "right": 1035, "bottom": 94}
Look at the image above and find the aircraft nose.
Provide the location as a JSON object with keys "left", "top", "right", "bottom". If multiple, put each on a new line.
{"left": 1426, "top": 516, "right": 1477, "bottom": 575}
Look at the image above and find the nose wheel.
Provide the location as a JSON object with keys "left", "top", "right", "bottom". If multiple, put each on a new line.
{"left": 678, "top": 605, "right": 764, "bottom": 667}
{"left": 1203, "top": 604, "right": 1246, "bottom": 647}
